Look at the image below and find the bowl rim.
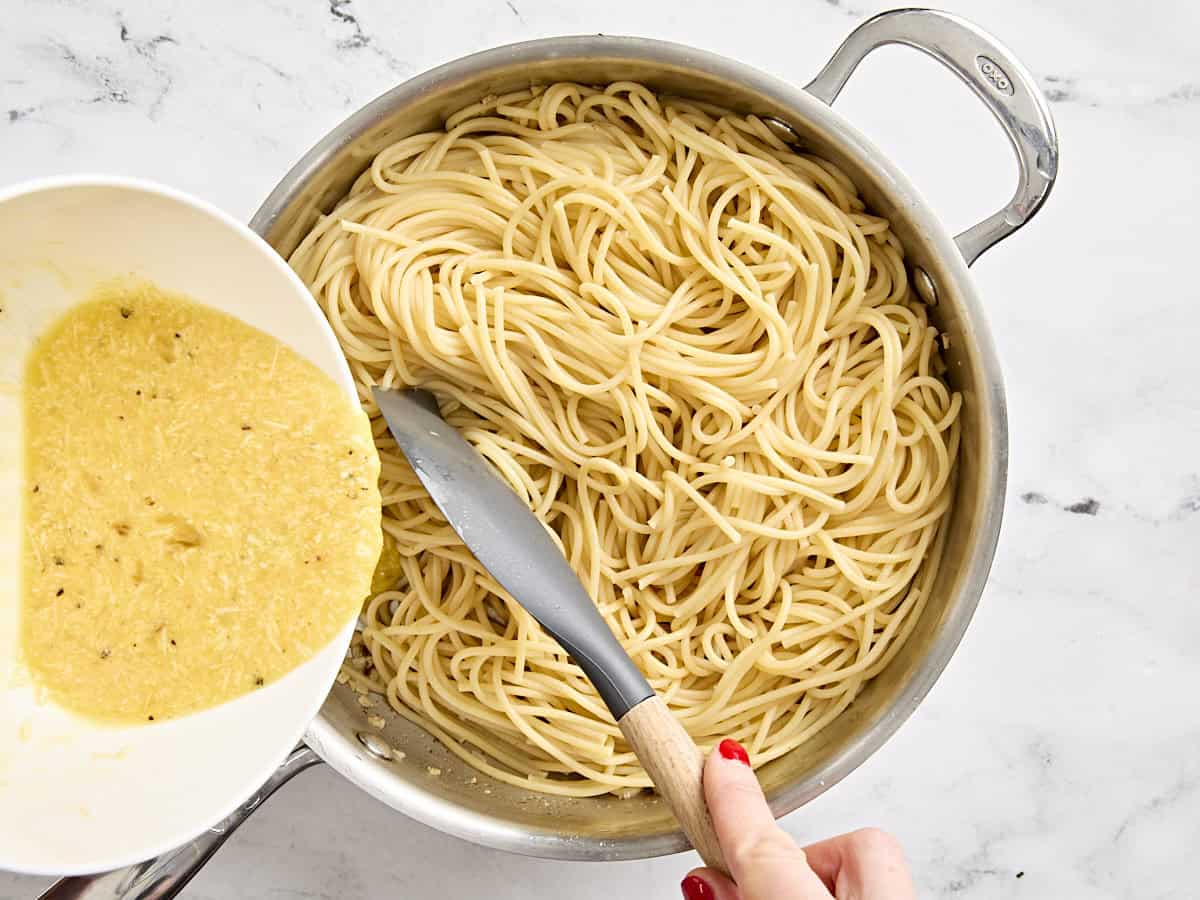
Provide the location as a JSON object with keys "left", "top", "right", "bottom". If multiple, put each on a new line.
{"left": 251, "top": 34, "right": 1008, "bottom": 861}
{"left": 0, "top": 173, "right": 361, "bottom": 876}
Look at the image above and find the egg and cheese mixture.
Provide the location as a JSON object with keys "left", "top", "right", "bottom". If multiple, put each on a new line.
{"left": 20, "top": 280, "right": 382, "bottom": 723}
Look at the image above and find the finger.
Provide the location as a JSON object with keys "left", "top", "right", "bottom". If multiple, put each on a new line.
{"left": 681, "top": 868, "right": 740, "bottom": 900}
{"left": 803, "top": 828, "right": 915, "bottom": 900}
{"left": 703, "top": 740, "right": 831, "bottom": 900}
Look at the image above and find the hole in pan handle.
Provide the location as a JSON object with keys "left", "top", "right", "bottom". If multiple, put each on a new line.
{"left": 805, "top": 7, "right": 1060, "bottom": 266}
{"left": 37, "top": 746, "right": 322, "bottom": 900}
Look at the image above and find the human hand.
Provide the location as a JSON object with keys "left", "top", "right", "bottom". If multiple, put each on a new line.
{"left": 680, "top": 740, "right": 915, "bottom": 899}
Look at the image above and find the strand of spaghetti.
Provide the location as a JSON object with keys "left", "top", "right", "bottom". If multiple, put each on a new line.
{"left": 663, "top": 471, "right": 742, "bottom": 544}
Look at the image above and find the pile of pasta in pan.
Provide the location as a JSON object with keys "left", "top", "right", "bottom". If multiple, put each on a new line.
{"left": 291, "top": 81, "right": 960, "bottom": 797}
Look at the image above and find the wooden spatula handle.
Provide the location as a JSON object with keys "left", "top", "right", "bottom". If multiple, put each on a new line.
{"left": 618, "top": 696, "right": 729, "bottom": 875}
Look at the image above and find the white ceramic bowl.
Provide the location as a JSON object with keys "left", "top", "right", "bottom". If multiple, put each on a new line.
{"left": 0, "top": 176, "right": 358, "bottom": 875}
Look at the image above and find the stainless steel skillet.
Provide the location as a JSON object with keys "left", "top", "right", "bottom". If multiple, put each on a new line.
{"left": 45, "top": 9, "right": 1057, "bottom": 896}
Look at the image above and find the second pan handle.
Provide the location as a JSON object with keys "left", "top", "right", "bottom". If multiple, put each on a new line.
{"left": 37, "top": 746, "right": 322, "bottom": 900}
{"left": 805, "top": 8, "right": 1059, "bottom": 265}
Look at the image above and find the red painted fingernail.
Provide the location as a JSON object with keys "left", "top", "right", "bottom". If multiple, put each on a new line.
{"left": 680, "top": 874, "right": 714, "bottom": 900}
{"left": 718, "top": 738, "right": 751, "bottom": 766}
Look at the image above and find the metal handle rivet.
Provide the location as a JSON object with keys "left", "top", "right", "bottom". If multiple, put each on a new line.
{"left": 357, "top": 731, "right": 394, "bottom": 760}
{"left": 914, "top": 266, "right": 938, "bottom": 306}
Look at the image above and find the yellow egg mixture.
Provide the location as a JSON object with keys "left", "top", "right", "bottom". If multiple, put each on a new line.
{"left": 20, "top": 281, "right": 382, "bottom": 723}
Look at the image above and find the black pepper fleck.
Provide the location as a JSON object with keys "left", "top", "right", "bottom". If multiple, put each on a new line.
{"left": 174, "top": 332, "right": 181, "bottom": 338}
{"left": 99, "top": 649, "right": 110, "bottom": 659}
{"left": 147, "top": 715, "right": 154, "bottom": 721}
{"left": 32, "top": 484, "right": 39, "bottom": 493}
{"left": 170, "top": 639, "right": 176, "bottom": 646}
{"left": 241, "top": 424, "right": 252, "bottom": 431}
{"left": 120, "top": 307, "right": 132, "bottom": 319}
{"left": 1064, "top": 497, "right": 1100, "bottom": 516}
{"left": 55, "top": 588, "right": 64, "bottom": 596}
{"left": 254, "top": 676, "right": 264, "bottom": 686}
{"left": 53, "top": 556, "right": 64, "bottom": 566}
{"left": 1016, "top": 872, "right": 1025, "bottom": 879}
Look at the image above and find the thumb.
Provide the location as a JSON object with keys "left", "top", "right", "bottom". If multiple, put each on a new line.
{"left": 702, "top": 740, "right": 831, "bottom": 900}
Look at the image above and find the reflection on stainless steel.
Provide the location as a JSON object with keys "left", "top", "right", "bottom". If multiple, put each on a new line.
{"left": 356, "top": 730, "right": 394, "bottom": 761}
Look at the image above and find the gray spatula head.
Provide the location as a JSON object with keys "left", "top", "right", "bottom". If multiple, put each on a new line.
{"left": 372, "top": 386, "right": 654, "bottom": 719}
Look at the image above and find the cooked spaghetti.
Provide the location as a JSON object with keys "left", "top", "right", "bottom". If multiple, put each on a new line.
{"left": 290, "top": 82, "right": 960, "bottom": 796}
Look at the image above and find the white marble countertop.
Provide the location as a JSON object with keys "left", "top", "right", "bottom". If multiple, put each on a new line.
{"left": 3, "top": 0, "right": 1198, "bottom": 897}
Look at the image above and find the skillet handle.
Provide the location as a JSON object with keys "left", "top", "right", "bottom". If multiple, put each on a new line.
{"left": 37, "top": 746, "right": 321, "bottom": 900}
{"left": 805, "top": 7, "right": 1059, "bottom": 265}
